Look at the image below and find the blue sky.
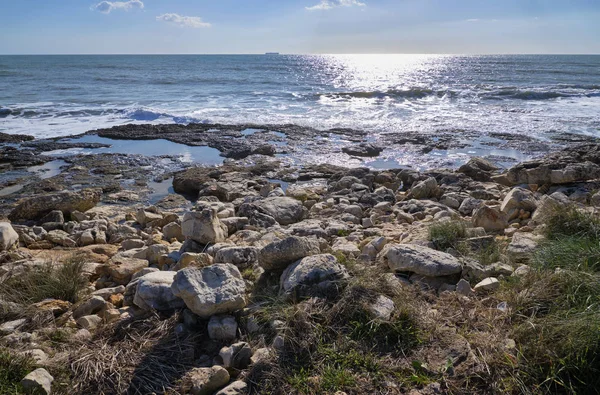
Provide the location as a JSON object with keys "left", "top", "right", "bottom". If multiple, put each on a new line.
{"left": 1, "top": 0, "right": 599, "bottom": 54}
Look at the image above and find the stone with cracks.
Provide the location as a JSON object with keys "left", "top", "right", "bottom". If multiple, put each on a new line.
{"left": 280, "top": 254, "right": 350, "bottom": 298}
{"left": 255, "top": 197, "right": 307, "bottom": 225}
{"left": 472, "top": 205, "right": 508, "bottom": 233}
{"left": 214, "top": 246, "right": 260, "bottom": 269}
{"left": 182, "top": 208, "right": 228, "bottom": 245}
{"left": 171, "top": 264, "right": 246, "bottom": 318}
{"left": 184, "top": 366, "right": 230, "bottom": 395}
{"left": 385, "top": 244, "right": 462, "bottom": 277}
{"left": 259, "top": 236, "right": 320, "bottom": 271}
{"left": 9, "top": 188, "right": 101, "bottom": 221}
{"left": 134, "top": 271, "right": 184, "bottom": 311}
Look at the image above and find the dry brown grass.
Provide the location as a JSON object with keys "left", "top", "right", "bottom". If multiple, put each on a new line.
{"left": 69, "top": 312, "right": 207, "bottom": 395}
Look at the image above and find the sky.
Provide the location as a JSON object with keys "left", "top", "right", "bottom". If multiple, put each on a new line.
{"left": 1, "top": 0, "right": 599, "bottom": 54}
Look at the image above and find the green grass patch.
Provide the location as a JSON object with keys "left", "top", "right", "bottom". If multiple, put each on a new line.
{"left": 0, "top": 255, "right": 88, "bottom": 306}
{"left": 0, "top": 348, "right": 35, "bottom": 395}
{"left": 428, "top": 220, "right": 466, "bottom": 251}
{"left": 544, "top": 206, "right": 600, "bottom": 241}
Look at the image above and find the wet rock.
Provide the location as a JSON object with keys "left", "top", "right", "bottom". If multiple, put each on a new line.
{"left": 280, "top": 254, "right": 350, "bottom": 299}
{"left": 171, "top": 264, "right": 246, "bottom": 318}
{"left": 134, "top": 271, "right": 184, "bottom": 311}
{"left": 255, "top": 197, "right": 307, "bottom": 225}
{"left": 342, "top": 143, "right": 383, "bottom": 157}
{"left": 184, "top": 366, "right": 230, "bottom": 395}
{"left": 0, "top": 222, "right": 19, "bottom": 251}
{"left": 40, "top": 210, "right": 64, "bottom": 224}
{"left": 472, "top": 205, "right": 508, "bottom": 233}
{"left": 385, "top": 244, "right": 462, "bottom": 277}
{"left": 182, "top": 208, "right": 228, "bottom": 245}
{"left": 259, "top": 236, "right": 320, "bottom": 271}
{"left": 21, "top": 368, "right": 53, "bottom": 395}
{"left": 9, "top": 188, "right": 101, "bottom": 221}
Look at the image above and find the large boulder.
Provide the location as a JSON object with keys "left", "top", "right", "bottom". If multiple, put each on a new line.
{"left": 134, "top": 271, "right": 184, "bottom": 311}
{"left": 472, "top": 205, "right": 508, "bottom": 233}
{"left": 255, "top": 197, "right": 307, "bottom": 225}
{"left": 171, "top": 264, "right": 246, "bottom": 318}
{"left": 107, "top": 255, "right": 149, "bottom": 285}
{"left": 280, "top": 254, "right": 350, "bottom": 298}
{"left": 9, "top": 189, "right": 101, "bottom": 221}
{"left": 0, "top": 222, "right": 19, "bottom": 251}
{"left": 501, "top": 187, "right": 538, "bottom": 221}
{"left": 385, "top": 244, "right": 462, "bottom": 277}
{"left": 531, "top": 193, "right": 568, "bottom": 224}
{"left": 259, "top": 236, "right": 320, "bottom": 271}
{"left": 182, "top": 208, "right": 228, "bottom": 245}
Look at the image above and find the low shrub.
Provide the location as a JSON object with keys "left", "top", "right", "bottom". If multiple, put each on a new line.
{"left": 428, "top": 220, "right": 466, "bottom": 251}
{"left": 0, "top": 348, "right": 35, "bottom": 395}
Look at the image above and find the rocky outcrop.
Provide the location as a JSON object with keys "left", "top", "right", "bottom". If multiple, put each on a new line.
{"left": 9, "top": 189, "right": 101, "bottom": 221}
{"left": 171, "top": 264, "right": 246, "bottom": 318}
{"left": 342, "top": 143, "right": 383, "bottom": 157}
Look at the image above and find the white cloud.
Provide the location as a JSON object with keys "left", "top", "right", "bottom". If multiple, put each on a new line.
{"left": 466, "top": 19, "right": 480, "bottom": 22}
{"left": 93, "top": 0, "right": 144, "bottom": 14}
{"left": 156, "top": 13, "right": 212, "bottom": 28}
{"left": 306, "top": 0, "right": 366, "bottom": 11}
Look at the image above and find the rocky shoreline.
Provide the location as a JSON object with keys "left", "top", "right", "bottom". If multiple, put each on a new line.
{"left": 1, "top": 125, "right": 600, "bottom": 394}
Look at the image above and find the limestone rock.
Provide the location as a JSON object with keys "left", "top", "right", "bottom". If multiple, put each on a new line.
{"left": 459, "top": 157, "right": 498, "bottom": 182}
{"left": 474, "top": 277, "right": 500, "bottom": 292}
{"left": 365, "top": 295, "right": 395, "bottom": 320}
{"left": 507, "top": 233, "right": 543, "bottom": 264}
{"left": 182, "top": 209, "right": 228, "bottom": 245}
{"left": 108, "top": 256, "right": 149, "bottom": 285}
{"left": 255, "top": 197, "right": 307, "bottom": 225}
{"left": 9, "top": 188, "right": 101, "bottom": 221}
{"left": 280, "top": 254, "right": 350, "bottom": 299}
{"left": 214, "top": 246, "right": 259, "bottom": 269}
{"left": 259, "top": 236, "right": 320, "bottom": 271}
{"left": 162, "top": 222, "right": 183, "bottom": 241}
{"left": 472, "top": 205, "right": 508, "bottom": 233}
{"left": 0, "top": 318, "right": 26, "bottom": 335}
{"left": 215, "top": 381, "right": 248, "bottom": 395}
{"left": 385, "top": 244, "right": 462, "bottom": 277}
{"left": 411, "top": 177, "right": 438, "bottom": 199}
{"left": 219, "top": 342, "right": 252, "bottom": 370}
{"left": 501, "top": 188, "right": 538, "bottom": 221}
{"left": 184, "top": 366, "right": 230, "bottom": 395}
{"left": 134, "top": 271, "right": 184, "bottom": 311}
{"left": 0, "top": 222, "right": 19, "bottom": 251}
{"left": 73, "top": 296, "right": 106, "bottom": 320}
{"left": 207, "top": 315, "right": 238, "bottom": 341}
{"left": 21, "top": 368, "right": 53, "bottom": 395}
{"left": 171, "top": 264, "right": 246, "bottom": 318}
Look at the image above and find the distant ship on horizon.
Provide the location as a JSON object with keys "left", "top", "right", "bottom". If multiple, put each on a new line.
{"left": 265, "top": 52, "right": 280, "bottom": 55}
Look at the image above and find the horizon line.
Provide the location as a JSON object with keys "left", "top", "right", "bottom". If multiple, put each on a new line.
{"left": 1, "top": 52, "right": 600, "bottom": 56}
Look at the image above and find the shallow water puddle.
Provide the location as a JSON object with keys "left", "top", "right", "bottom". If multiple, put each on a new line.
{"left": 0, "top": 159, "right": 68, "bottom": 196}
{"left": 53, "top": 135, "right": 224, "bottom": 166}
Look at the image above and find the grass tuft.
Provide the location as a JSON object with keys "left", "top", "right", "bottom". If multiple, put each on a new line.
{"left": 428, "top": 220, "right": 466, "bottom": 251}
{"left": 0, "top": 348, "right": 35, "bottom": 395}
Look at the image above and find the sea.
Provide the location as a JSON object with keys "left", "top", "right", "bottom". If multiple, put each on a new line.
{"left": 1, "top": 54, "right": 599, "bottom": 167}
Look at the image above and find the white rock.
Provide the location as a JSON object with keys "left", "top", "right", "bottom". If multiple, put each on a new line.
{"left": 0, "top": 222, "right": 19, "bottom": 251}
{"left": 366, "top": 295, "right": 395, "bottom": 320}
{"left": 21, "top": 368, "right": 53, "bottom": 395}
{"left": 280, "top": 254, "right": 350, "bottom": 298}
{"left": 385, "top": 244, "right": 462, "bottom": 277}
{"left": 171, "top": 264, "right": 246, "bottom": 318}
{"left": 214, "top": 246, "right": 260, "bottom": 269}
{"left": 185, "top": 366, "right": 230, "bottom": 395}
{"left": 215, "top": 381, "right": 248, "bottom": 395}
{"left": 259, "top": 236, "right": 320, "bottom": 271}
{"left": 134, "top": 271, "right": 184, "bottom": 311}
{"left": 474, "top": 277, "right": 500, "bottom": 292}
{"left": 182, "top": 208, "right": 228, "bottom": 245}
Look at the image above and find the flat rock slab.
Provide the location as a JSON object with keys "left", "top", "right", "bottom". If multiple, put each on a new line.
{"left": 386, "top": 244, "right": 462, "bottom": 277}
